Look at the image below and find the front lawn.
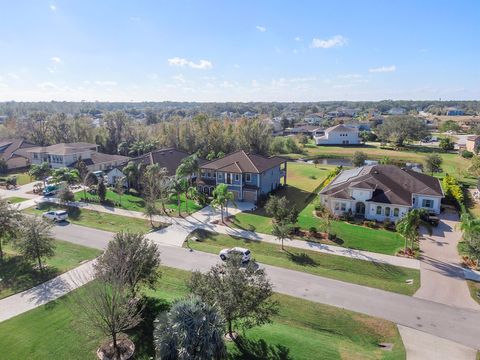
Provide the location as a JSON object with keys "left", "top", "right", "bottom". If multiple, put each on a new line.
{"left": 0, "top": 266, "right": 406, "bottom": 360}
{"left": 6, "top": 196, "right": 29, "bottom": 204}
{"left": 74, "top": 189, "right": 203, "bottom": 216}
{"left": 24, "top": 203, "right": 161, "bottom": 233}
{"left": 186, "top": 230, "right": 420, "bottom": 295}
{"left": 0, "top": 240, "right": 101, "bottom": 299}
{"left": 7, "top": 172, "right": 32, "bottom": 186}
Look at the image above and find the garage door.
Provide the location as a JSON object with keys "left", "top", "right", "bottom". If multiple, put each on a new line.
{"left": 230, "top": 190, "right": 240, "bottom": 200}
{"left": 243, "top": 190, "right": 257, "bottom": 203}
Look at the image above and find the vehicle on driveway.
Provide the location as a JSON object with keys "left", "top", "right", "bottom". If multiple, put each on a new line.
{"left": 219, "top": 247, "right": 251, "bottom": 263}
{"left": 422, "top": 212, "right": 440, "bottom": 227}
{"left": 42, "top": 210, "right": 69, "bottom": 222}
{"left": 42, "top": 184, "right": 61, "bottom": 196}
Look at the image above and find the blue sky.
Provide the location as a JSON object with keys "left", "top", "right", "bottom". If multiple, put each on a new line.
{"left": 0, "top": 0, "right": 478, "bottom": 101}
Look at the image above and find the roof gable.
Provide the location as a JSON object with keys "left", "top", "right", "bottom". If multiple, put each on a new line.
{"left": 201, "top": 150, "right": 285, "bottom": 174}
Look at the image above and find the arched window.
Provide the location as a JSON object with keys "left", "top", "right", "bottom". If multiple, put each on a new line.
{"left": 393, "top": 208, "right": 399, "bottom": 217}
{"left": 376, "top": 206, "right": 382, "bottom": 215}
{"left": 385, "top": 207, "right": 391, "bottom": 217}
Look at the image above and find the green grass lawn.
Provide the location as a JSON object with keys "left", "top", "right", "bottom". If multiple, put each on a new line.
{"left": 0, "top": 240, "right": 101, "bottom": 299}
{"left": 186, "top": 230, "right": 419, "bottom": 295}
{"left": 7, "top": 172, "right": 32, "bottom": 186}
{"left": 0, "top": 266, "right": 406, "bottom": 360}
{"left": 6, "top": 196, "right": 29, "bottom": 204}
{"left": 233, "top": 161, "right": 405, "bottom": 255}
{"left": 467, "top": 280, "right": 480, "bottom": 305}
{"left": 24, "top": 203, "right": 161, "bottom": 233}
{"left": 74, "top": 189, "right": 203, "bottom": 216}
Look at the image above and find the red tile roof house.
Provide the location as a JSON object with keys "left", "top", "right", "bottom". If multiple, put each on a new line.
{"left": 25, "top": 143, "right": 129, "bottom": 172}
{"left": 319, "top": 165, "right": 444, "bottom": 222}
{"left": 0, "top": 138, "right": 38, "bottom": 171}
{"left": 197, "top": 150, "right": 287, "bottom": 203}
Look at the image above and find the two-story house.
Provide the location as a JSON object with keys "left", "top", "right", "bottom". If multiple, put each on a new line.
{"left": 319, "top": 165, "right": 443, "bottom": 222}
{"left": 0, "top": 138, "right": 37, "bottom": 171}
{"left": 26, "top": 142, "right": 129, "bottom": 171}
{"left": 314, "top": 124, "right": 360, "bottom": 145}
{"left": 197, "top": 150, "right": 287, "bottom": 203}
{"left": 466, "top": 135, "right": 480, "bottom": 154}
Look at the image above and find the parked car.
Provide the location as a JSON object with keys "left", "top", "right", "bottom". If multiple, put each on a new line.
{"left": 42, "top": 210, "right": 69, "bottom": 222}
{"left": 42, "top": 184, "right": 61, "bottom": 196}
{"left": 422, "top": 212, "right": 440, "bottom": 227}
{"left": 219, "top": 247, "right": 251, "bottom": 263}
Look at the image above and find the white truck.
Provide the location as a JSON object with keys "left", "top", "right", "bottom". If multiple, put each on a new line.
{"left": 219, "top": 247, "right": 251, "bottom": 263}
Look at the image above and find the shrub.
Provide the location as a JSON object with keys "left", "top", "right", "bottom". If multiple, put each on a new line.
{"left": 309, "top": 226, "right": 317, "bottom": 234}
{"left": 461, "top": 150, "right": 474, "bottom": 159}
{"left": 364, "top": 220, "right": 378, "bottom": 229}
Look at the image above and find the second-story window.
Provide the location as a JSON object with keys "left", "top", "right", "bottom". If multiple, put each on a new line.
{"left": 235, "top": 174, "right": 239, "bottom": 181}
{"left": 245, "top": 173, "right": 251, "bottom": 182}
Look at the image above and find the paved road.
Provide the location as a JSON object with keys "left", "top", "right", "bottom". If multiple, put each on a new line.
{"left": 43, "top": 222, "right": 480, "bottom": 350}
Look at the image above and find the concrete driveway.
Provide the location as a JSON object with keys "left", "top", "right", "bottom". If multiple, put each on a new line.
{"left": 415, "top": 211, "right": 479, "bottom": 310}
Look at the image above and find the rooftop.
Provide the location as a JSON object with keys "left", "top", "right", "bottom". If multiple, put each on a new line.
{"left": 201, "top": 150, "right": 286, "bottom": 174}
{"left": 26, "top": 142, "right": 97, "bottom": 155}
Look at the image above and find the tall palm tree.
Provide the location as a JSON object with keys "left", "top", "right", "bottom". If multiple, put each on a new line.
{"left": 211, "top": 183, "right": 236, "bottom": 223}
{"left": 52, "top": 167, "right": 81, "bottom": 186}
{"left": 396, "top": 209, "right": 432, "bottom": 254}
{"left": 169, "top": 176, "right": 184, "bottom": 216}
{"left": 28, "top": 162, "right": 51, "bottom": 187}
{"left": 154, "top": 296, "right": 227, "bottom": 360}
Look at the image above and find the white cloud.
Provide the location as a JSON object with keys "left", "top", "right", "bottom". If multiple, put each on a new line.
{"left": 338, "top": 74, "right": 362, "bottom": 79}
{"left": 95, "top": 80, "right": 118, "bottom": 86}
{"left": 168, "top": 57, "right": 213, "bottom": 70}
{"left": 7, "top": 73, "right": 20, "bottom": 80}
{"left": 172, "top": 74, "right": 186, "bottom": 83}
{"left": 310, "top": 35, "right": 348, "bottom": 49}
{"left": 37, "top": 82, "right": 60, "bottom": 90}
{"left": 49, "top": 4, "right": 56, "bottom": 11}
{"left": 369, "top": 65, "right": 396, "bottom": 73}
{"left": 256, "top": 25, "right": 266, "bottom": 32}
{"left": 51, "top": 57, "right": 62, "bottom": 64}
{"left": 294, "top": 36, "right": 302, "bottom": 42}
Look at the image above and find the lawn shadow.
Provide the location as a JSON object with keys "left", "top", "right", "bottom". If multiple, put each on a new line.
{"left": 128, "top": 296, "right": 171, "bottom": 358}
{"left": 0, "top": 255, "right": 60, "bottom": 297}
{"left": 229, "top": 336, "right": 292, "bottom": 360}
{"left": 285, "top": 250, "right": 318, "bottom": 267}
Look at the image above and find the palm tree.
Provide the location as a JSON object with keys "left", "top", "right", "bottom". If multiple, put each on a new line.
{"left": 396, "top": 209, "right": 432, "bottom": 254}
{"left": 460, "top": 211, "right": 480, "bottom": 242}
{"left": 122, "top": 161, "right": 141, "bottom": 191}
{"left": 52, "top": 167, "right": 81, "bottom": 186}
{"left": 176, "top": 154, "right": 200, "bottom": 185}
{"left": 169, "top": 176, "right": 184, "bottom": 216}
{"left": 154, "top": 296, "right": 227, "bottom": 360}
{"left": 28, "top": 162, "right": 51, "bottom": 187}
{"left": 211, "top": 183, "right": 236, "bottom": 223}
{"left": 114, "top": 177, "right": 126, "bottom": 207}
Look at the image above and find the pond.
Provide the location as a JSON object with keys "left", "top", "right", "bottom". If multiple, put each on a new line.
{"left": 299, "top": 158, "right": 353, "bottom": 167}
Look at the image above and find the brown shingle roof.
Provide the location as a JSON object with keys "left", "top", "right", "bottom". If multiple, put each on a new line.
{"left": 131, "top": 148, "right": 205, "bottom": 176}
{"left": 201, "top": 150, "right": 286, "bottom": 174}
{"left": 0, "top": 139, "right": 37, "bottom": 161}
{"left": 320, "top": 165, "right": 443, "bottom": 206}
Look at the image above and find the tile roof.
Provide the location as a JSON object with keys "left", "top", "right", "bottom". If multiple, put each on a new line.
{"left": 325, "top": 124, "right": 357, "bottom": 133}
{"left": 320, "top": 165, "right": 443, "bottom": 206}
{"left": 26, "top": 142, "right": 97, "bottom": 155}
{"left": 201, "top": 150, "right": 286, "bottom": 174}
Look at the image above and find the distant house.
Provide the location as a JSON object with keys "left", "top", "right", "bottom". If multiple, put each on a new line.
{"left": 446, "top": 107, "right": 465, "bottom": 116}
{"left": 284, "top": 125, "right": 323, "bottom": 137}
{"left": 319, "top": 165, "right": 443, "bottom": 222}
{"left": 26, "top": 143, "right": 129, "bottom": 171}
{"left": 303, "top": 114, "right": 323, "bottom": 124}
{"left": 129, "top": 148, "right": 206, "bottom": 178}
{"left": 466, "top": 135, "right": 480, "bottom": 154}
{"left": 314, "top": 124, "right": 360, "bottom": 145}
{"left": 0, "top": 138, "right": 37, "bottom": 171}
{"left": 105, "top": 167, "right": 128, "bottom": 187}
{"left": 197, "top": 150, "right": 287, "bottom": 203}
{"left": 387, "top": 107, "right": 406, "bottom": 115}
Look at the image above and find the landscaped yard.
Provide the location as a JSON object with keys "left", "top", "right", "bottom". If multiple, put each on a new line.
{"left": 0, "top": 266, "right": 406, "bottom": 360}
{"left": 186, "top": 229, "right": 419, "bottom": 295}
{"left": 0, "top": 240, "right": 101, "bottom": 299}
{"left": 232, "top": 161, "right": 405, "bottom": 255}
{"left": 7, "top": 172, "right": 32, "bottom": 186}
{"left": 24, "top": 203, "right": 162, "bottom": 233}
{"left": 74, "top": 189, "right": 203, "bottom": 216}
{"left": 6, "top": 196, "right": 29, "bottom": 204}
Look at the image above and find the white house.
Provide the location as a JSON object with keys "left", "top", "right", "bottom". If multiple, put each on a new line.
{"left": 387, "top": 107, "right": 406, "bottom": 115}
{"left": 319, "top": 165, "right": 443, "bottom": 222}
{"left": 26, "top": 143, "right": 129, "bottom": 171}
{"left": 105, "top": 167, "right": 127, "bottom": 186}
{"left": 314, "top": 124, "right": 360, "bottom": 145}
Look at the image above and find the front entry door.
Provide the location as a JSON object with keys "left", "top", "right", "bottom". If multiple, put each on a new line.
{"left": 355, "top": 202, "right": 365, "bottom": 216}
{"left": 226, "top": 173, "right": 231, "bottom": 184}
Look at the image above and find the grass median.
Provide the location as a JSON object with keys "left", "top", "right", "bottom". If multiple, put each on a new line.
{"left": 0, "top": 240, "right": 101, "bottom": 299}
{"left": 0, "top": 266, "right": 405, "bottom": 360}
{"left": 186, "top": 229, "right": 419, "bottom": 295}
{"left": 24, "top": 203, "right": 165, "bottom": 233}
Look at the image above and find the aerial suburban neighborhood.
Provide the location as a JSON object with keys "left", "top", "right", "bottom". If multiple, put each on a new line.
{"left": 0, "top": 1, "right": 479, "bottom": 360}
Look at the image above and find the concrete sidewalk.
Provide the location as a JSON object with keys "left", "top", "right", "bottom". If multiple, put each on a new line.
{"left": 0, "top": 259, "right": 96, "bottom": 323}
